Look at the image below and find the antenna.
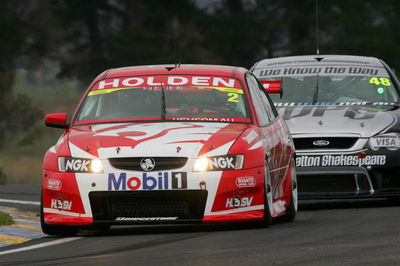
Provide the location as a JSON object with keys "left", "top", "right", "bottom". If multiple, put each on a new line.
{"left": 165, "top": 61, "right": 181, "bottom": 71}
{"left": 315, "top": 0, "right": 320, "bottom": 55}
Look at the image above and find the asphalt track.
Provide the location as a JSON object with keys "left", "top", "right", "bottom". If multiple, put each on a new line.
{"left": 0, "top": 185, "right": 400, "bottom": 265}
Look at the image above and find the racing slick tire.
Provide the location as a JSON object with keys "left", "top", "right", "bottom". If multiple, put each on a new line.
{"left": 281, "top": 159, "right": 298, "bottom": 222}
{"left": 263, "top": 163, "right": 273, "bottom": 227}
{"left": 40, "top": 197, "right": 79, "bottom": 236}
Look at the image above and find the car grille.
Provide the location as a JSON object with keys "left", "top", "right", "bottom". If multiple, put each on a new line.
{"left": 372, "top": 168, "right": 400, "bottom": 190}
{"left": 89, "top": 190, "right": 207, "bottom": 222}
{"left": 111, "top": 199, "right": 188, "bottom": 217}
{"left": 293, "top": 137, "right": 358, "bottom": 150}
{"left": 109, "top": 157, "right": 188, "bottom": 171}
{"left": 298, "top": 174, "right": 358, "bottom": 193}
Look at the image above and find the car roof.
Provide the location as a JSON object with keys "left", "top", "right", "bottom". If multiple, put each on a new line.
{"left": 97, "top": 64, "right": 248, "bottom": 80}
{"left": 252, "top": 55, "right": 385, "bottom": 70}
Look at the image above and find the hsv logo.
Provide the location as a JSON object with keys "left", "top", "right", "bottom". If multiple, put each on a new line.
{"left": 236, "top": 177, "right": 256, "bottom": 188}
{"left": 140, "top": 157, "right": 155, "bottom": 171}
{"left": 51, "top": 199, "right": 72, "bottom": 211}
{"left": 226, "top": 196, "right": 253, "bottom": 208}
{"left": 64, "top": 158, "right": 91, "bottom": 172}
{"left": 95, "top": 76, "right": 238, "bottom": 90}
{"left": 108, "top": 172, "right": 187, "bottom": 191}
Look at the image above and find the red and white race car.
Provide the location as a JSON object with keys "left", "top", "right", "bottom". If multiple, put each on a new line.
{"left": 41, "top": 64, "right": 297, "bottom": 235}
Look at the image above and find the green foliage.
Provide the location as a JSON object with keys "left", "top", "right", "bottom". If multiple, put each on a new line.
{"left": 0, "top": 211, "right": 12, "bottom": 226}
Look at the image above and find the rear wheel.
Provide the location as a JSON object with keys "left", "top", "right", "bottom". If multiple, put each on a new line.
{"left": 282, "top": 159, "right": 298, "bottom": 222}
{"left": 40, "top": 197, "right": 79, "bottom": 236}
{"left": 263, "top": 164, "right": 273, "bottom": 227}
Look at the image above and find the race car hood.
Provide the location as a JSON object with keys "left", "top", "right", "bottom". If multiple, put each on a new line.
{"left": 278, "top": 104, "right": 399, "bottom": 137}
{"left": 67, "top": 122, "right": 248, "bottom": 159}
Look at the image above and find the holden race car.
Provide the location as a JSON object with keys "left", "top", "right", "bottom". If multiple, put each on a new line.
{"left": 41, "top": 64, "right": 297, "bottom": 236}
{"left": 252, "top": 55, "right": 400, "bottom": 199}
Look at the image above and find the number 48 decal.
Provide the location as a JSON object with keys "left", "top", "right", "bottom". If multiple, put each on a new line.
{"left": 369, "top": 77, "right": 391, "bottom": 86}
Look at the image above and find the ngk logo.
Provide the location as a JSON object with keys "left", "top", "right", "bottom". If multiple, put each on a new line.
{"left": 209, "top": 157, "right": 235, "bottom": 170}
{"left": 65, "top": 158, "right": 90, "bottom": 172}
{"left": 226, "top": 196, "right": 253, "bottom": 208}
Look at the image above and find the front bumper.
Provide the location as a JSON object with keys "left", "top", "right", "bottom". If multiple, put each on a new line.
{"left": 42, "top": 166, "right": 266, "bottom": 226}
{"left": 295, "top": 148, "right": 400, "bottom": 199}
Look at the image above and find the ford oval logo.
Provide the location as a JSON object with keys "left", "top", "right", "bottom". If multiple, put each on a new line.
{"left": 312, "top": 140, "right": 330, "bottom": 147}
{"left": 140, "top": 157, "right": 155, "bottom": 171}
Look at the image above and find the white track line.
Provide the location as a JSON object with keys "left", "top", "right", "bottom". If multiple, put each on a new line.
{"left": 0, "top": 199, "right": 40, "bottom": 206}
{"left": 0, "top": 237, "right": 82, "bottom": 256}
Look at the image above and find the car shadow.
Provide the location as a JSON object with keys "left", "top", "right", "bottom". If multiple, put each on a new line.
{"left": 77, "top": 221, "right": 266, "bottom": 237}
{"left": 43, "top": 198, "right": 400, "bottom": 238}
{"left": 299, "top": 198, "right": 400, "bottom": 211}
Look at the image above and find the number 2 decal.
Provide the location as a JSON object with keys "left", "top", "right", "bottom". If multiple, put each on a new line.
{"left": 228, "top": 93, "right": 239, "bottom": 102}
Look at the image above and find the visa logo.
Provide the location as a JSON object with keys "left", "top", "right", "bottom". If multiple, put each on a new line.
{"left": 375, "top": 138, "right": 396, "bottom": 146}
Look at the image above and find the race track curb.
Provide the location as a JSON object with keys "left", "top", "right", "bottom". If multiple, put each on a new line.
{"left": 0, "top": 207, "right": 45, "bottom": 247}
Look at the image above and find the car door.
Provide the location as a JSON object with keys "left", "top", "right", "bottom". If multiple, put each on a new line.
{"left": 246, "top": 73, "right": 291, "bottom": 199}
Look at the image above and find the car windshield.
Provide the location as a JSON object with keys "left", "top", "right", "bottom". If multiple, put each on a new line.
{"left": 260, "top": 68, "right": 399, "bottom": 104}
{"left": 74, "top": 75, "right": 250, "bottom": 124}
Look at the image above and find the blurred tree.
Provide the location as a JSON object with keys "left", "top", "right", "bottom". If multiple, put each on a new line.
{"left": 0, "top": 1, "right": 25, "bottom": 93}
{"left": 4, "top": 0, "right": 400, "bottom": 87}
{"left": 50, "top": 0, "right": 212, "bottom": 83}
{"left": 0, "top": 0, "right": 44, "bottom": 146}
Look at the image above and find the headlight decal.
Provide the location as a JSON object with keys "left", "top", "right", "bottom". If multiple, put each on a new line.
{"left": 58, "top": 157, "right": 103, "bottom": 173}
{"left": 369, "top": 133, "right": 400, "bottom": 151}
{"left": 193, "top": 155, "right": 244, "bottom": 171}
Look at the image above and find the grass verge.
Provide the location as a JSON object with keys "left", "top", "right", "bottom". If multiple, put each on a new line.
{"left": 0, "top": 212, "right": 13, "bottom": 226}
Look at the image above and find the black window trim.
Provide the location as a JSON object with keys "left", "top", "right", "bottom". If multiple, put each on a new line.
{"left": 245, "top": 72, "right": 280, "bottom": 127}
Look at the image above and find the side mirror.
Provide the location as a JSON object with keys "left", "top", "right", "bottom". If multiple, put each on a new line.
{"left": 259, "top": 80, "right": 282, "bottom": 94}
{"left": 45, "top": 113, "right": 68, "bottom": 129}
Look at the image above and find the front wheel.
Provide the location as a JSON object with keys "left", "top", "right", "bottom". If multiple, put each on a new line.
{"left": 282, "top": 159, "right": 298, "bottom": 222}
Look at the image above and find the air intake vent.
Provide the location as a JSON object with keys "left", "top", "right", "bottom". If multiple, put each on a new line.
{"left": 89, "top": 190, "right": 208, "bottom": 222}
{"left": 293, "top": 137, "right": 358, "bottom": 150}
{"left": 109, "top": 157, "right": 187, "bottom": 171}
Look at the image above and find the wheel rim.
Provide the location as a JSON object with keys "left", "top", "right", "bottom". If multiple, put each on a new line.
{"left": 265, "top": 164, "right": 274, "bottom": 216}
{"left": 291, "top": 160, "right": 298, "bottom": 212}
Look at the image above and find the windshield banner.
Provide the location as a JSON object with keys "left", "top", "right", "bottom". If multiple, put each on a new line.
{"left": 91, "top": 76, "right": 242, "bottom": 92}
{"left": 254, "top": 65, "right": 389, "bottom": 78}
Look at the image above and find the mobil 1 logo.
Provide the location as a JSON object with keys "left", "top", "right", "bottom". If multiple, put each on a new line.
{"left": 108, "top": 171, "right": 188, "bottom": 191}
